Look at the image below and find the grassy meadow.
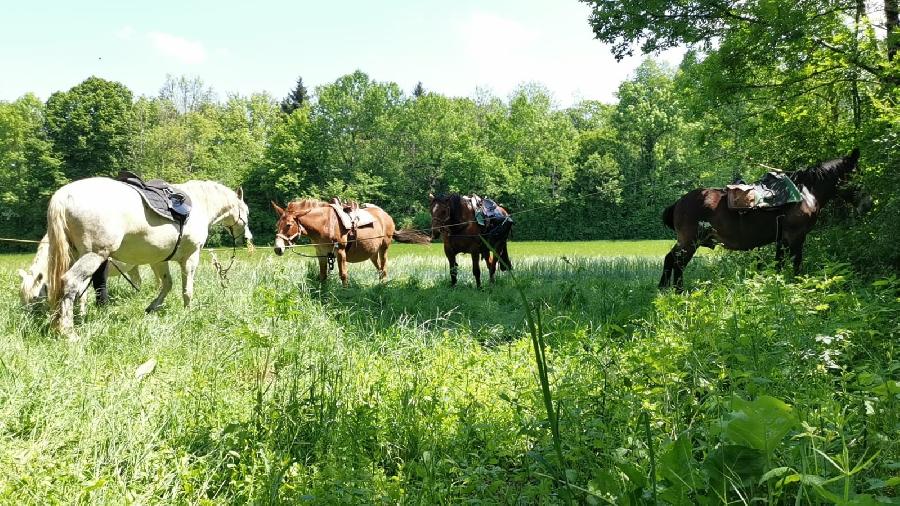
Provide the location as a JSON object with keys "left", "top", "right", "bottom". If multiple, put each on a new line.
{"left": 0, "top": 240, "right": 897, "bottom": 504}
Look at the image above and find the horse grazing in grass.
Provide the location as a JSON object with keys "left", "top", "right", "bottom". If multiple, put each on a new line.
{"left": 659, "top": 148, "right": 860, "bottom": 291}
{"left": 272, "top": 199, "right": 430, "bottom": 286}
{"left": 429, "top": 193, "right": 513, "bottom": 288}
{"left": 46, "top": 178, "right": 252, "bottom": 336}
{"left": 18, "top": 234, "right": 143, "bottom": 312}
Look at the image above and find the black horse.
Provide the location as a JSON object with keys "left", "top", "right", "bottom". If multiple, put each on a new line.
{"left": 659, "top": 149, "right": 861, "bottom": 291}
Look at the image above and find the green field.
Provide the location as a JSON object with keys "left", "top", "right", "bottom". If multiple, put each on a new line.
{"left": 0, "top": 241, "right": 896, "bottom": 504}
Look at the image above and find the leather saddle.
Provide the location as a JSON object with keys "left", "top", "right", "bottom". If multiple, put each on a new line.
{"left": 117, "top": 170, "right": 192, "bottom": 223}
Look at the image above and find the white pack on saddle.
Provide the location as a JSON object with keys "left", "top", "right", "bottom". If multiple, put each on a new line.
{"left": 328, "top": 201, "right": 378, "bottom": 231}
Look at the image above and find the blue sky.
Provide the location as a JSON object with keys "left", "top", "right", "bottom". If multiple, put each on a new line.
{"left": 1, "top": 0, "right": 683, "bottom": 106}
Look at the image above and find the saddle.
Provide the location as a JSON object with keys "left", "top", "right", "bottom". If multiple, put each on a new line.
{"left": 468, "top": 194, "right": 514, "bottom": 238}
{"left": 726, "top": 171, "right": 802, "bottom": 210}
{"left": 117, "top": 170, "right": 192, "bottom": 261}
{"left": 117, "top": 170, "right": 192, "bottom": 223}
{"left": 328, "top": 198, "right": 377, "bottom": 251}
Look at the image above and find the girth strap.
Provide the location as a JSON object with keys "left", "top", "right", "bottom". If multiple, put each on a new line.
{"left": 164, "top": 219, "right": 185, "bottom": 262}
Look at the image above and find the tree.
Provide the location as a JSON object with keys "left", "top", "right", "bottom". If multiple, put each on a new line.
{"left": 0, "top": 94, "right": 65, "bottom": 240}
{"left": 280, "top": 76, "right": 309, "bottom": 114}
{"left": 159, "top": 74, "right": 215, "bottom": 114}
{"left": 45, "top": 77, "right": 135, "bottom": 181}
{"left": 482, "top": 84, "right": 578, "bottom": 205}
{"left": 412, "top": 81, "right": 425, "bottom": 98}
{"left": 613, "top": 60, "right": 681, "bottom": 179}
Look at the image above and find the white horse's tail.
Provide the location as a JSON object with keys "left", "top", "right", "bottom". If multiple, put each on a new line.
{"left": 47, "top": 194, "right": 71, "bottom": 308}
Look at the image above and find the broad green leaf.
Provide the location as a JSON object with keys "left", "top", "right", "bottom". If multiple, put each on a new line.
{"left": 718, "top": 396, "right": 798, "bottom": 455}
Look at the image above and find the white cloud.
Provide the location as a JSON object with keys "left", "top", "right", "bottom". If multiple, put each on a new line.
{"left": 148, "top": 31, "right": 207, "bottom": 65}
{"left": 115, "top": 25, "right": 136, "bottom": 41}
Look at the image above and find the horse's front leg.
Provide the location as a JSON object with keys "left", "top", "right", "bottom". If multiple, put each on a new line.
{"left": 471, "top": 252, "right": 482, "bottom": 289}
{"left": 145, "top": 262, "right": 173, "bottom": 313}
{"left": 127, "top": 264, "right": 142, "bottom": 289}
{"left": 789, "top": 236, "right": 807, "bottom": 274}
{"left": 180, "top": 251, "right": 200, "bottom": 307}
{"left": 315, "top": 255, "right": 329, "bottom": 283}
{"left": 336, "top": 249, "right": 349, "bottom": 287}
{"left": 56, "top": 252, "right": 107, "bottom": 336}
{"left": 91, "top": 259, "right": 110, "bottom": 306}
{"left": 444, "top": 245, "right": 458, "bottom": 287}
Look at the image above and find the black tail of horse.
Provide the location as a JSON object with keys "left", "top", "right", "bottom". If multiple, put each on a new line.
{"left": 662, "top": 203, "right": 676, "bottom": 230}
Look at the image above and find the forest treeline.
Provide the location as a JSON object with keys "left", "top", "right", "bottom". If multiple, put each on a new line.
{"left": 1, "top": 0, "right": 898, "bottom": 271}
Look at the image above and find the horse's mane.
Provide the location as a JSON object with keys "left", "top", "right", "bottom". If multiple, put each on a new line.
{"left": 790, "top": 148, "right": 860, "bottom": 188}
{"left": 286, "top": 199, "right": 328, "bottom": 213}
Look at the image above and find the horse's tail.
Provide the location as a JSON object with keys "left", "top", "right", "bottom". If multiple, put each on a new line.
{"left": 393, "top": 228, "right": 431, "bottom": 245}
{"left": 662, "top": 203, "right": 676, "bottom": 230}
{"left": 46, "top": 193, "right": 72, "bottom": 308}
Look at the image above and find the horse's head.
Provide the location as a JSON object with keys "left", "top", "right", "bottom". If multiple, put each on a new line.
{"left": 791, "top": 148, "right": 862, "bottom": 209}
{"left": 429, "top": 193, "right": 451, "bottom": 239}
{"left": 18, "top": 268, "right": 47, "bottom": 309}
{"left": 226, "top": 187, "right": 253, "bottom": 248}
{"left": 272, "top": 201, "right": 307, "bottom": 256}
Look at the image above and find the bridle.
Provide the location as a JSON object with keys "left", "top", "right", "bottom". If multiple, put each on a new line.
{"left": 276, "top": 210, "right": 337, "bottom": 271}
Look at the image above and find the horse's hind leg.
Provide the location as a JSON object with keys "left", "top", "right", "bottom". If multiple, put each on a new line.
{"left": 145, "top": 262, "right": 173, "bottom": 313}
{"left": 372, "top": 246, "right": 388, "bottom": 281}
{"left": 672, "top": 246, "right": 697, "bottom": 292}
{"left": 658, "top": 249, "right": 676, "bottom": 289}
{"left": 486, "top": 251, "right": 497, "bottom": 284}
{"left": 57, "top": 252, "right": 107, "bottom": 334}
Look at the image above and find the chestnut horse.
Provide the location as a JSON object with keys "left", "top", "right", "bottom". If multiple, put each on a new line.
{"left": 429, "top": 194, "right": 512, "bottom": 288}
{"left": 272, "top": 200, "right": 429, "bottom": 286}
{"left": 659, "top": 149, "right": 860, "bottom": 291}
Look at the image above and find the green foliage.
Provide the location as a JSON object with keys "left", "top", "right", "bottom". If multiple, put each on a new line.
{"left": 0, "top": 244, "right": 897, "bottom": 502}
{"left": 45, "top": 76, "right": 135, "bottom": 181}
{"left": 0, "top": 94, "right": 64, "bottom": 241}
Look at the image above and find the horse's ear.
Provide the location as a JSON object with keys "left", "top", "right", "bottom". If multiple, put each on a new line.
{"left": 428, "top": 193, "right": 434, "bottom": 200}
{"left": 271, "top": 201, "right": 284, "bottom": 217}
{"left": 236, "top": 187, "right": 244, "bottom": 200}
{"left": 17, "top": 268, "right": 28, "bottom": 280}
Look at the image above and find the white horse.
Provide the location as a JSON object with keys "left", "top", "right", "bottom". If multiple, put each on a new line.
{"left": 18, "top": 234, "right": 143, "bottom": 311}
{"left": 46, "top": 178, "right": 252, "bottom": 334}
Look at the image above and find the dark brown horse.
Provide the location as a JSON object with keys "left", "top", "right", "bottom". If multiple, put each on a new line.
{"left": 429, "top": 193, "right": 513, "bottom": 287}
{"left": 659, "top": 149, "right": 860, "bottom": 290}
{"left": 272, "top": 199, "right": 429, "bottom": 286}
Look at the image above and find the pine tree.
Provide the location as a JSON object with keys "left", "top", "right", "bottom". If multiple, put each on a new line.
{"left": 412, "top": 81, "right": 425, "bottom": 98}
{"left": 281, "top": 76, "right": 309, "bottom": 114}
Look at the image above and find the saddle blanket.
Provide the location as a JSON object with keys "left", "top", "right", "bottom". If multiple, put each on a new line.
{"left": 117, "top": 170, "right": 192, "bottom": 223}
{"left": 726, "top": 171, "right": 802, "bottom": 210}
{"left": 329, "top": 203, "right": 377, "bottom": 231}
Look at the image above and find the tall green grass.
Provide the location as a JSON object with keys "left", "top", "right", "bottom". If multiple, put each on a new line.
{"left": 0, "top": 241, "right": 896, "bottom": 504}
